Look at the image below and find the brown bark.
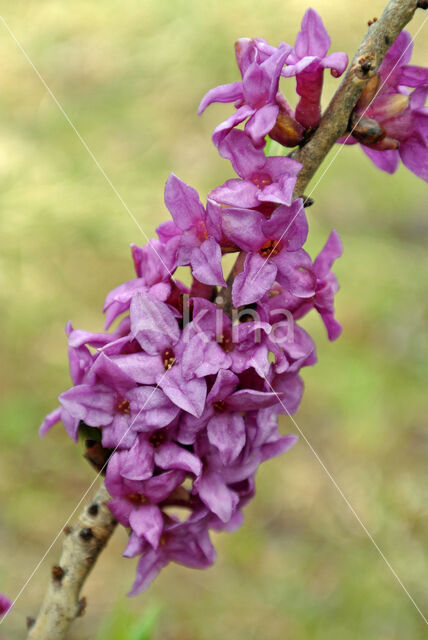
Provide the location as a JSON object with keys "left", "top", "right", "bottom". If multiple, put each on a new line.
{"left": 26, "top": 484, "right": 116, "bottom": 640}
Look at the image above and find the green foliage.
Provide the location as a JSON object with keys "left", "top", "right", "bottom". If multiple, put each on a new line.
{"left": 95, "top": 603, "right": 162, "bottom": 640}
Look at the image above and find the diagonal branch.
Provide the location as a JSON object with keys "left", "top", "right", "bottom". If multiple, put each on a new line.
{"left": 26, "top": 484, "right": 116, "bottom": 640}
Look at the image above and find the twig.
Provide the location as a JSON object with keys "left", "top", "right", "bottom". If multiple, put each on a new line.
{"left": 293, "top": 0, "right": 420, "bottom": 195}
{"left": 26, "top": 484, "right": 116, "bottom": 640}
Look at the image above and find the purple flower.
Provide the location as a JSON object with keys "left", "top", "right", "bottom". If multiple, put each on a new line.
{"left": 127, "top": 514, "right": 216, "bottom": 595}
{"left": 194, "top": 412, "right": 297, "bottom": 523}
{"left": 283, "top": 9, "right": 348, "bottom": 129}
{"left": 209, "top": 129, "right": 302, "bottom": 208}
{"left": 178, "top": 369, "right": 279, "bottom": 462}
{"left": 181, "top": 298, "right": 272, "bottom": 379}
{"left": 103, "top": 279, "right": 171, "bottom": 330}
{"left": 219, "top": 201, "right": 314, "bottom": 306}
{"left": 58, "top": 353, "right": 179, "bottom": 448}
{"left": 158, "top": 174, "right": 226, "bottom": 286}
{"left": 129, "top": 291, "right": 207, "bottom": 417}
{"left": 344, "top": 31, "right": 428, "bottom": 180}
{"left": 131, "top": 237, "right": 178, "bottom": 285}
{"left": 266, "top": 324, "right": 317, "bottom": 375}
{"left": 0, "top": 594, "right": 11, "bottom": 617}
{"left": 264, "top": 230, "right": 343, "bottom": 341}
{"left": 105, "top": 449, "right": 199, "bottom": 550}
{"left": 38, "top": 14, "right": 347, "bottom": 596}
{"left": 199, "top": 41, "right": 292, "bottom": 147}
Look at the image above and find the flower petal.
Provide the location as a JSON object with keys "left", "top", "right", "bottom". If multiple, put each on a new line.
{"left": 128, "top": 386, "right": 180, "bottom": 429}
{"left": 59, "top": 384, "right": 114, "bottom": 427}
{"left": 295, "top": 8, "right": 330, "bottom": 59}
{"left": 232, "top": 253, "right": 277, "bottom": 307}
{"left": 120, "top": 435, "right": 154, "bottom": 481}
{"left": 207, "top": 412, "right": 246, "bottom": 464}
{"left": 155, "top": 442, "right": 202, "bottom": 476}
{"left": 221, "top": 208, "right": 267, "bottom": 251}
{"left": 159, "top": 366, "right": 207, "bottom": 417}
{"left": 129, "top": 550, "right": 167, "bottom": 596}
{"left": 129, "top": 504, "right": 164, "bottom": 549}
{"left": 164, "top": 173, "right": 206, "bottom": 230}
{"left": 245, "top": 103, "right": 279, "bottom": 146}
{"left": 362, "top": 146, "right": 400, "bottom": 174}
{"left": 209, "top": 178, "right": 260, "bottom": 208}
{"left": 190, "top": 238, "right": 226, "bottom": 287}
{"left": 197, "top": 471, "right": 238, "bottom": 522}
{"left": 198, "top": 81, "right": 244, "bottom": 115}
{"left": 130, "top": 291, "right": 180, "bottom": 355}
{"left": 39, "top": 407, "right": 61, "bottom": 437}
{"left": 218, "top": 129, "right": 266, "bottom": 178}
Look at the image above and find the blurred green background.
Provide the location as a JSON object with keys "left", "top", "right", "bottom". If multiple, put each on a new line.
{"left": 0, "top": 1, "right": 427, "bottom": 638}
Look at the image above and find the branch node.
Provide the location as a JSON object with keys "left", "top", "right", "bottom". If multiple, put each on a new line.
{"left": 87, "top": 503, "right": 99, "bottom": 516}
{"left": 26, "top": 617, "right": 35, "bottom": 630}
{"left": 79, "top": 527, "right": 94, "bottom": 542}
{"left": 356, "top": 53, "right": 377, "bottom": 78}
{"left": 417, "top": 0, "right": 428, "bottom": 9}
{"left": 51, "top": 565, "right": 65, "bottom": 584}
{"left": 77, "top": 597, "right": 87, "bottom": 618}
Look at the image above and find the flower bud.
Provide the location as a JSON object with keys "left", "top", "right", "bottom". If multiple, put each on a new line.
{"left": 366, "top": 136, "right": 400, "bottom": 151}
{"left": 350, "top": 114, "right": 385, "bottom": 145}
{"left": 356, "top": 74, "right": 381, "bottom": 110}
{"left": 269, "top": 112, "right": 304, "bottom": 147}
{"left": 369, "top": 94, "right": 410, "bottom": 122}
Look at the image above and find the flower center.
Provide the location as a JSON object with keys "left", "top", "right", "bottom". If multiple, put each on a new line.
{"left": 218, "top": 331, "right": 234, "bottom": 353}
{"left": 149, "top": 430, "right": 166, "bottom": 448}
{"left": 127, "top": 493, "right": 147, "bottom": 505}
{"left": 251, "top": 171, "right": 272, "bottom": 189}
{"left": 162, "top": 348, "right": 176, "bottom": 370}
{"left": 213, "top": 400, "right": 226, "bottom": 413}
{"left": 115, "top": 397, "right": 130, "bottom": 414}
{"left": 259, "top": 239, "right": 280, "bottom": 258}
{"left": 196, "top": 219, "right": 208, "bottom": 242}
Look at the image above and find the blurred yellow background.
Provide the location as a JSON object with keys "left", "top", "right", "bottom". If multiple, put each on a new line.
{"left": 0, "top": 1, "right": 427, "bottom": 638}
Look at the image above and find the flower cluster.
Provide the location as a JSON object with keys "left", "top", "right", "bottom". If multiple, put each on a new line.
{"left": 40, "top": 8, "right": 345, "bottom": 595}
{"left": 199, "top": 8, "right": 348, "bottom": 148}
{"left": 344, "top": 30, "right": 428, "bottom": 180}
{"left": 200, "top": 9, "right": 427, "bottom": 180}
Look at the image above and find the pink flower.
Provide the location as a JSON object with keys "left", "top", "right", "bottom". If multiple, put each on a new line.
{"left": 343, "top": 31, "right": 428, "bottom": 181}
{"left": 199, "top": 40, "right": 292, "bottom": 147}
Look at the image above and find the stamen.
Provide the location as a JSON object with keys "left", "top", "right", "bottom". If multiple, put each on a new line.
{"left": 127, "top": 493, "right": 147, "bottom": 505}
{"left": 162, "top": 348, "right": 176, "bottom": 370}
{"left": 115, "top": 397, "right": 130, "bottom": 414}
{"left": 251, "top": 171, "right": 273, "bottom": 189}
{"left": 213, "top": 400, "right": 226, "bottom": 413}
{"left": 218, "top": 332, "right": 234, "bottom": 353}
{"left": 149, "top": 430, "right": 166, "bottom": 448}
{"left": 259, "top": 239, "right": 280, "bottom": 258}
